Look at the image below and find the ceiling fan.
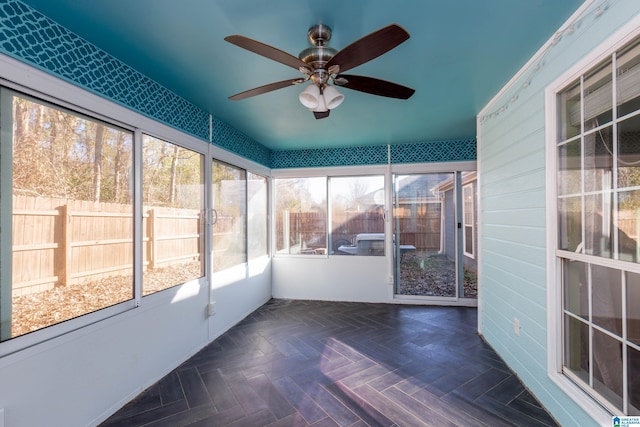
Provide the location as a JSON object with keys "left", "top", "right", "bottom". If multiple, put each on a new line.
{"left": 225, "top": 24, "right": 415, "bottom": 119}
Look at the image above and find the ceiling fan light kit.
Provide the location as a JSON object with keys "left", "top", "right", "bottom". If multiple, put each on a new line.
{"left": 225, "top": 23, "right": 414, "bottom": 119}
{"left": 313, "top": 90, "right": 328, "bottom": 113}
{"left": 300, "top": 83, "right": 344, "bottom": 112}
{"left": 299, "top": 83, "right": 320, "bottom": 108}
{"left": 322, "top": 84, "right": 344, "bottom": 109}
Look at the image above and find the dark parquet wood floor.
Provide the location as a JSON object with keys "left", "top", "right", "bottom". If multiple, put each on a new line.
{"left": 100, "top": 299, "right": 558, "bottom": 427}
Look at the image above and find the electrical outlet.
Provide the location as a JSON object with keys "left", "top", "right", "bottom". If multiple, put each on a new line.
{"left": 207, "top": 302, "right": 216, "bottom": 316}
{"left": 514, "top": 318, "right": 520, "bottom": 336}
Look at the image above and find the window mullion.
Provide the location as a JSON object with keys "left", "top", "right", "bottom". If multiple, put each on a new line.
{"left": 580, "top": 76, "right": 586, "bottom": 256}
{"left": 133, "top": 128, "right": 143, "bottom": 306}
{"left": 613, "top": 52, "right": 620, "bottom": 261}
{"left": 611, "top": 55, "right": 627, "bottom": 417}
{"left": 0, "top": 88, "right": 13, "bottom": 341}
{"left": 588, "top": 263, "right": 594, "bottom": 389}
{"left": 327, "top": 177, "right": 333, "bottom": 254}
{"left": 622, "top": 270, "right": 629, "bottom": 414}
{"left": 244, "top": 169, "right": 249, "bottom": 265}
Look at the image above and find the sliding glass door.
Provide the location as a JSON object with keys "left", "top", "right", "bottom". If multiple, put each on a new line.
{"left": 393, "top": 172, "right": 477, "bottom": 300}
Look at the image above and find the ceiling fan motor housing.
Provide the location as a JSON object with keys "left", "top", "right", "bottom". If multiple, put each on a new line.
{"left": 299, "top": 24, "right": 337, "bottom": 83}
{"left": 307, "top": 24, "right": 332, "bottom": 46}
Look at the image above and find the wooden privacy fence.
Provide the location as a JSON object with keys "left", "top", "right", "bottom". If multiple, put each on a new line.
{"left": 274, "top": 211, "right": 325, "bottom": 252}
{"left": 12, "top": 195, "right": 203, "bottom": 296}
{"left": 145, "top": 206, "right": 201, "bottom": 269}
{"left": 276, "top": 206, "right": 442, "bottom": 253}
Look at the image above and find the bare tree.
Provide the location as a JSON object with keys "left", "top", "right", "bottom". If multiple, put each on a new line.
{"left": 93, "top": 124, "right": 104, "bottom": 203}
{"left": 169, "top": 144, "right": 179, "bottom": 206}
{"left": 113, "top": 131, "right": 128, "bottom": 203}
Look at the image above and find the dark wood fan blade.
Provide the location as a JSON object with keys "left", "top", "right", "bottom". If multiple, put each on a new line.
{"left": 336, "top": 75, "right": 415, "bottom": 99}
{"left": 225, "top": 35, "right": 311, "bottom": 71}
{"left": 229, "top": 78, "right": 304, "bottom": 100}
{"left": 326, "top": 24, "right": 409, "bottom": 73}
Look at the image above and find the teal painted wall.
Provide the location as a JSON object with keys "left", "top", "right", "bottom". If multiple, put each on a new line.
{"left": 478, "top": 1, "right": 640, "bottom": 425}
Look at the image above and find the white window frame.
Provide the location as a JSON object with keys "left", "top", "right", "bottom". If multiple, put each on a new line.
{"left": 211, "top": 159, "right": 248, "bottom": 270}
{"left": 462, "top": 182, "right": 475, "bottom": 259}
{"left": 546, "top": 14, "right": 640, "bottom": 425}
{"left": 247, "top": 171, "right": 269, "bottom": 261}
{"left": 271, "top": 165, "right": 389, "bottom": 258}
{"left": 328, "top": 174, "right": 386, "bottom": 257}
{"left": 0, "top": 53, "right": 271, "bottom": 358}
{"left": 0, "top": 85, "right": 140, "bottom": 357}
{"left": 141, "top": 133, "right": 206, "bottom": 295}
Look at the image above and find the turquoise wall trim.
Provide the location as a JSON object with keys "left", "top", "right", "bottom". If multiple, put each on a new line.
{"left": 211, "top": 117, "right": 271, "bottom": 166}
{"left": 390, "top": 139, "right": 476, "bottom": 164}
{"left": 271, "top": 145, "right": 387, "bottom": 169}
{"left": 271, "top": 138, "right": 476, "bottom": 169}
{"left": 0, "top": 0, "right": 274, "bottom": 167}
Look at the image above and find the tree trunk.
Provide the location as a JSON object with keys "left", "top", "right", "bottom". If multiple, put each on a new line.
{"left": 169, "top": 145, "right": 179, "bottom": 206}
{"left": 93, "top": 124, "right": 104, "bottom": 203}
{"left": 114, "top": 132, "right": 124, "bottom": 203}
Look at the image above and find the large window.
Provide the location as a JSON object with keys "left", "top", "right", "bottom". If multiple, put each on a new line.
{"left": 0, "top": 83, "right": 269, "bottom": 354}
{"left": 275, "top": 177, "right": 327, "bottom": 255}
{"left": 142, "top": 135, "right": 204, "bottom": 295}
{"left": 275, "top": 175, "right": 387, "bottom": 256}
{"left": 555, "top": 36, "right": 640, "bottom": 415}
{"left": 212, "top": 160, "right": 246, "bottom": 271}
{"left": 329, "top": 175, "right": 385, "bottom": 256}
{"left": 247, "top": 172, "right": 268, "bottom": 260}
{"left": 462, "top": 181, "right": 475, "bottom": 258}
{"left": 1, "top": 92, "right": 134, "bottom": 342}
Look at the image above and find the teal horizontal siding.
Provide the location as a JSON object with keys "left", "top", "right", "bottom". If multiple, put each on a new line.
{"left": 478, "top": 2, "right": 640, "bottom": 425}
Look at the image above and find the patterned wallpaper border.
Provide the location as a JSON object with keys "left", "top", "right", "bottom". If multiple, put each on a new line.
{"left": 271, "top": 138, "right": 476, "bottom": 169}
{"left": 391, "top": 138, "right": 477, "bottom": 164}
